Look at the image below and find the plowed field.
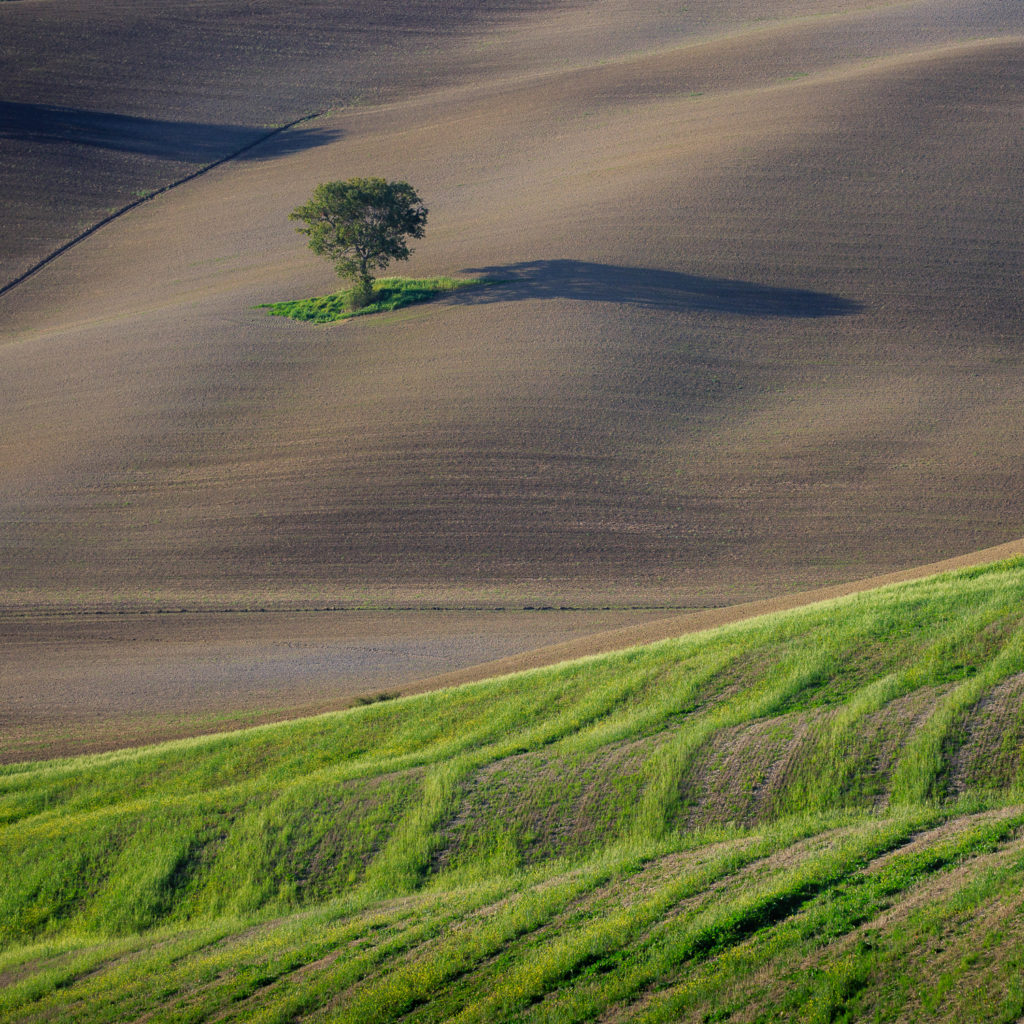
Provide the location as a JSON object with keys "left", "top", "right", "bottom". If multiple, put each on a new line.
{"left": 2, "top": 0, "right": 1021, "bottom": 756}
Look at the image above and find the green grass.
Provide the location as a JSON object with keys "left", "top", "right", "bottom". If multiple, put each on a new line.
{"left": 258, "top": 276, "right": 489, "bottom": 323}
{"left": 3, "top": 558, "right": 1024, "bottom": 1020}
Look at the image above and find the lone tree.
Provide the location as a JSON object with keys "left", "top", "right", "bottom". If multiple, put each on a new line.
{"left": 290, "top": 177, "right": 428, "bottom": 308}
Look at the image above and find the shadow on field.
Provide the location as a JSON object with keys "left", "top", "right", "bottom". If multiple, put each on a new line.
{"left": 458, "top": 260, "right": 863, "bottom": 317}
{"left": 0, "top": 102, "right": 341, "bottom": 162}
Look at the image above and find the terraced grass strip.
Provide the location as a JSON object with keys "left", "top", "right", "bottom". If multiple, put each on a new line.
{"left": 630, "top": 811, "right": 1024, "bottom": 1024}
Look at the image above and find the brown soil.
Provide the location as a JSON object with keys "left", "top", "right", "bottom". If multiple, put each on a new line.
{"left": 0, "top": 607, "right": 666, "bottom": 763}
{"left": 435, "top": 734, "right": 667, "bottom": 869}
{"left": 1, "top": 0, "right": 1022, "bottom": 760}
{"left": 682, "top": 712, "right": 823, "bottom": 828}
{"left": 3, "top": 537, "right": 1022, "bottom": 763}
{"left": 860, "top": 684, "right": 953, "bottom": 807}
{"left": 0, "top": 0, "right": 572, "bottom": 287}
{"left": 947, "top": 672, "right": 1024, "bottom": 796}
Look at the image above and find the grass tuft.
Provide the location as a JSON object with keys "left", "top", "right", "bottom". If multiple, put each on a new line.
{"left": 258, "top": 276, "right": 490, "bottom": 323}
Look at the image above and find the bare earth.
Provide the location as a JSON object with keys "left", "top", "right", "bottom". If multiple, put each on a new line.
{"left": 0, "top": 607, "right": 670, "bottom": 762}
{"left": 1, "top": 0, "right": 1022, "bottom": 760}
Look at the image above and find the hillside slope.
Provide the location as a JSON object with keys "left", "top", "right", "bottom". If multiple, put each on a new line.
{"left": 3, "top": 0, "right": 1023, "bottom": 614}
{"left": 2, "top": 558, "right": 1024, "bottom": 1021}
{"left": 2, "top": 0, "right": 1023, "bottom": 768}
{"left": 0, "top": 0, "right": 575, "bottom": 286}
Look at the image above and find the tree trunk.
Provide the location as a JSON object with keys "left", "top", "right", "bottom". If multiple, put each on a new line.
{"left": 349, "top": 260, "right": 374, "bottom": 309}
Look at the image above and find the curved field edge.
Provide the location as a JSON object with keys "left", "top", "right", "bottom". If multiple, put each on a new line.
{"left": 4, "top": 558, "right": 1024, "bottom": 1020}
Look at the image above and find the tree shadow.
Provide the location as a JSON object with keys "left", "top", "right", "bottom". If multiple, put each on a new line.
{"left": 457, "top": 260, "right": 863, "bottom": 317}
{"left": 0, "top": 102, "right": 341, "bottom": 162}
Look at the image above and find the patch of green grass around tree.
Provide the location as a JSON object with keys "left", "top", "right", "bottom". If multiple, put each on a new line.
{"left": 258, "top": 276, "right": 489, "bottom": 322}
{"left": 3, "top": 558, "right": 1024, "bottom": 1020}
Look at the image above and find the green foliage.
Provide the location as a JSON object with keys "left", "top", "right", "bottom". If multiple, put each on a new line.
{"left": 3, "top": 558, "right": 1024, "bottom": 1020}
{"left": 289, "top": 177, "right": 427, "bottom": 303}
{"left": 260, "top": 275, "right": 486, "bottom": 322}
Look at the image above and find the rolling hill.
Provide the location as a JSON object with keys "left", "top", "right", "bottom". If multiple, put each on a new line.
{"left": 3, "top": 0, "right": 1023, "bottom": 610}
{"left": 3, "top": 1, "right": 1023, "bottom": 1017}
{"left": 2, "top": 0, "right": 1022, "bottom": 744}
{"left": 3, "top": 558, "right": 1024, "bottom": 1021}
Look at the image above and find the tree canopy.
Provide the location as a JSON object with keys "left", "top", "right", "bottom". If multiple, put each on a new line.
{"left": 290, "top": 177, "right": 428, "bottom": 305}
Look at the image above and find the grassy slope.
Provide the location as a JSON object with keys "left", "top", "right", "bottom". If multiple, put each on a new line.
{"left": 3, "top": 559, "right": 1024, "bottom": 1021}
